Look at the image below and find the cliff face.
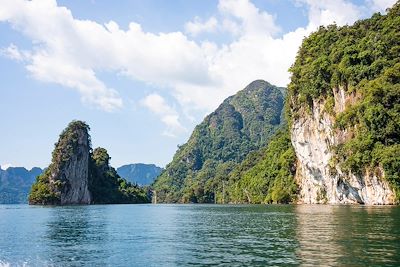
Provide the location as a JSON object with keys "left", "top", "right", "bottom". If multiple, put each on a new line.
{"left": 50, "top": 126, "right": 91, "bottom": 205}
{"left": 29, "top": 121, "right": 92, "bottom": 205}
{"left": 288, "top": 3, "right": 399, "bottom": 204}
{"left": 291, "top": 88, "right": 395, "bottom": 204}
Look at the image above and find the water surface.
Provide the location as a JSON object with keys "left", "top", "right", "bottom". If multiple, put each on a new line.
{"left": 1, "top": 204, "right": 399, "bottom": 266}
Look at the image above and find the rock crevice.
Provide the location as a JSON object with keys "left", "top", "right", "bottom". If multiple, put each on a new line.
{"left": 291, "top": 88, "right": 395, "bottom": 204}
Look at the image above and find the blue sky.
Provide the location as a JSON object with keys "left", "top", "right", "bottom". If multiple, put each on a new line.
{"left": 0, "top": 0, "right": 396, "bottom": 169}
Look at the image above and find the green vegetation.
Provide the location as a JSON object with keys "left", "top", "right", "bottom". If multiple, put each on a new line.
{"left": 288, "top": 2, "right": 400, "bottom": 199}
{"left": 153, "top": 80, "right": 287, "bottom": 203}
{"left": 28, "top": 169, "right": 61, "bottom": 205}
{"left": 226, "top": 128, "right": 297, "bottom": 204}
{"left": 89, "top": 147, "right": 149, "bottom": 204}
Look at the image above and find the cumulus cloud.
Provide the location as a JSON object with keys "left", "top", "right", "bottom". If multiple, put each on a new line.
{"left": 0, "top": 44, "right": 26, "bottom": 61}
{"left": 141, "top": 93, "right": 187, "bottom": 137}
{"left": 297, "top": 0, "right": 362, "bottom": 27}
{"left": 185, "top": 16, "right": 218, "bottom": 36}
{"left": 0, "top": 0, "right": 396, "bottom": 134}
{"left": 0, "top": 0, "right": 211, "bottom": 111}
{"left": 368, "top": 0, "right": 397, "bottom": 12}
{"left": 218, "top": 0, "right": 280, "bottom": 36}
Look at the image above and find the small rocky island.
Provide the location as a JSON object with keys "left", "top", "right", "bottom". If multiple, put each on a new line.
{"left": 29, "top": 120, "right": 149, "bottom": 205}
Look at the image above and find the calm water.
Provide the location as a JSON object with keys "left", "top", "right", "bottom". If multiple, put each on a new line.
{"left": 1, "top": 204, "right": 400, "bottom": 266}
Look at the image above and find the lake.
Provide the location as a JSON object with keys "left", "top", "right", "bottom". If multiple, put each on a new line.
{"left": 1, "top": 204, "right": 400, "bottom": 266}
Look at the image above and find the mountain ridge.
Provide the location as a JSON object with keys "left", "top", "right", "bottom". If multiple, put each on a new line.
{"left": 153, "top": 79, "right": 285, "bottom": 203}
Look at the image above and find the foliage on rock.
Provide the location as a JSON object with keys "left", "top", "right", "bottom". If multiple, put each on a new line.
{"left": 29, "top": 121, "right": 150, "bottom": 205}
{"left": 89, "top": 147, "right": 149, "bottom": 204}
{"left": 288, "top": 2, "right": 400, "bottom": 199}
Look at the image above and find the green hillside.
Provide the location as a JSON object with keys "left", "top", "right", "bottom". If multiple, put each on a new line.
{"left": 153, "top": 80, "right": 285, "bottom": 203}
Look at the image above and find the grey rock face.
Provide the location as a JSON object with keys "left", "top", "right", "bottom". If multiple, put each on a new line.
{"left": 50, "top": 128, "right": 91, "bottom": 204}
{"left": 291, "top": 87, "right": 395, "bottom": 204}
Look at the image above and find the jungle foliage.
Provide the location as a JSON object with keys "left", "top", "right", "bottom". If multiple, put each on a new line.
{"left": 153, "top": 80, "right": 289, "bottom": 203}
{"left": 288, "top": 2, "right": 400, "bottom": 198}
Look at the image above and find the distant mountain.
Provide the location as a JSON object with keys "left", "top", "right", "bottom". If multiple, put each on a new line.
{"left": 153, "top": 80, "right": 285, "bottom": 203}
{"left": 0, "top": 167, "right": 43, "bottom": 204}
{"left": 117, "top": 164, "right": 163, "bottom": 186}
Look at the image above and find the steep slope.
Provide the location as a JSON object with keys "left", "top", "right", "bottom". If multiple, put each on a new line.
{"left": 89, "top": 148, "right": 149, "bottom": 204}
{"left": 0, "top": 167, "right": 43, "bottom": 203}
{"left": 288, "top": 2, "right": 400, "bottom": 204}
{"left": 29, "top": 121, "right": 149, "bottom": 205}
{"left": 117, "top": 164, "right": 163, "bottom": 185}
{"left": 225, "top": 127, "right": 297, "bottom": 204}
{"left": 153, "top": 80, "right": 285, "bottom": 203}
{"left": 30, "top": 121, "right": 91, "bottom": 205}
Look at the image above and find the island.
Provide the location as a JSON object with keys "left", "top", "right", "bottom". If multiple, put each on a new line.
{"left": 29, "top": 121, "right": 150, "bottom": 205}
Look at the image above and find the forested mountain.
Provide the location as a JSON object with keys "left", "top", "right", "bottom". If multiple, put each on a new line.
{"left": 224, "top": 127, "right": 297, "bottom": 204}
{"left": 153, "top": 2, "right": 400, "bottom": 205}
{"left": 0, "top": 167, "right": 43, "bottom": 203}
{"left": 117, "top": 164, "right": 163, "bottom": 186}
{"left": 153, "top": 80, "right": 285, "bottom": 203}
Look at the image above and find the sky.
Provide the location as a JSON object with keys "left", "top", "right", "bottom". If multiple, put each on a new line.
{"left": 0, "top": 0, "right": 396, "bottom": 170}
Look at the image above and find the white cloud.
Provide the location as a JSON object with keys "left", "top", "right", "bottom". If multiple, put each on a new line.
{"left": 141, "top": 93, "right": 187, "bottom": 137}
{"left": 185, "top": 16, "right": 218, "bottom": 36}
{"left": 0, "top": 44, "right": 25, "bottom": 61}
{"left": 297, "top": 0, "right": 362, "bottom": 27}
{"left": 0, "top": 0, "right": 395, "bottom": 134}
{"left": 218, "top": 0, "right": 280, "bottom": 36}
{"left": 0, "top": 163, "right": 13, "bottom": 170}
{"left": 368, "top": 0, "right": 397, "bottom": 12}
{"left": 0, "top": 0, "right": 123, "bottom": 111}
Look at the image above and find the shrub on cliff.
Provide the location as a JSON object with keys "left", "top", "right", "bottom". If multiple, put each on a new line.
{"left": 288, "top": 2, "right": 400, "bottom": 198}
{"left": 29, "top": 121, "right": 150, "bottom": 205}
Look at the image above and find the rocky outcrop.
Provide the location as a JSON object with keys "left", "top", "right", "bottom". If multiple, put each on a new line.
{"left": 29, "top": 121, "right": 92, "bottom": 205}
{"left": 291, "top": 88, "right": 396, "bottom": 204}
{"left": 50, "top": 125, "right": 91, "bottom": 204}
{"left": 29, "top": 120, "right": 150, "bottom": 205}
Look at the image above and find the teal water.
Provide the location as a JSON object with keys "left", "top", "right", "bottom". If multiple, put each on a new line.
{"left": 1, "top": 204, "right": 400, "bottom": 266}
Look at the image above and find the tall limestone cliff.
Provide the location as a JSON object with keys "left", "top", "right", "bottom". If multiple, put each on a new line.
{"left": 29, "top": 121, "right": 149, "bottom": 205}
{"left": 29, "top": 121, "right": 91, "bottom": 205}
{"left": 291, "top": 88, "right": 395, "bottom": 204}
{"left": 288, "top": 2, "right": 400, "bottom": 204}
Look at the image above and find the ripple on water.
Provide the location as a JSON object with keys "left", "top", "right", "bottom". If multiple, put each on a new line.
{"left": 0, "top": 204, "right": 400, "bottom": 266}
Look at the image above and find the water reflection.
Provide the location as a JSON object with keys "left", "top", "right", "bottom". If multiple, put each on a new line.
{"left": 45, "top": 206, "right": 109, "bottom": 265}
{"left": 295, "top": 205, "right": 400, "bottom": 266}
{"left": 171, "top": 205, "right": 299, "bottom": 266}
{"left": 1, "top": 204, "right": 400, "bottom": 266}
